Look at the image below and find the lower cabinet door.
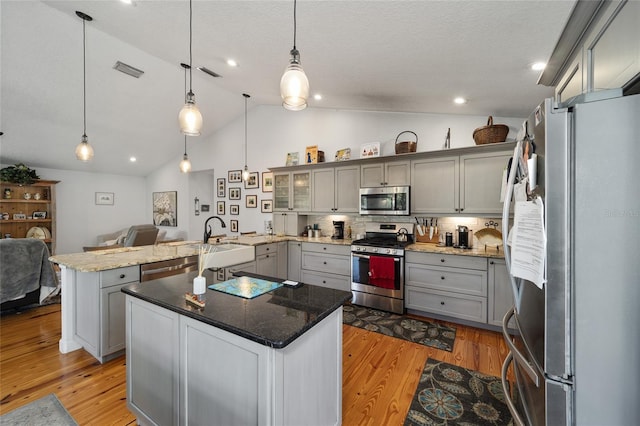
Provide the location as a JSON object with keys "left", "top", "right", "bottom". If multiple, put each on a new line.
{"left": 100, "top": 282, "right": 129, "bottom": 356}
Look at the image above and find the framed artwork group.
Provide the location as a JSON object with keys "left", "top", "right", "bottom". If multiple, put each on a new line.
{"left": 215, "top": 171, "right": 274, "bottom": 234}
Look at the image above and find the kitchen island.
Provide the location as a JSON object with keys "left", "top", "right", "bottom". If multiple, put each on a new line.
{"left": 122, "top": 271, "right": 351, "bottom": 426}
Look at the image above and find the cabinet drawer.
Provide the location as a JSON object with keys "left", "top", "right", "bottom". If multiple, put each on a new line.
{"left": 406, "top": 264, "right": 487, "bottom": 297}
{"left": 406, "top": 287, "right": 487, "bottom": 323}
{"left": 100, "top": 266, "right": 140, "bottom": 288}
{"left": 255, "top": 243, "right": 276, "bottom": 256}
{"left": 301, "top": 270, "right": 350, "bottom": 292}
{"left": 406, "top": 251, "right": 487, "bottom": 270}
{"left": 301, "top": 252, "right": 350, "bottom": 276}
{"left": 301, "top": 242, "right": 350, "bottom": 256}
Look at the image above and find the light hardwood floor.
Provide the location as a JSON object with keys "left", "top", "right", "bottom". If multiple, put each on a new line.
{"left": 1, "top": 303, "right": 509, "bottom": 425}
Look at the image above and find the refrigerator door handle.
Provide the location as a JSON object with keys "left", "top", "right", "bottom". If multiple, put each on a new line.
{"left": 501, "top": 352, "right": 526, "bottom": 426}
{"left": 502, "top": 307, "right": 539, "bottom": 387}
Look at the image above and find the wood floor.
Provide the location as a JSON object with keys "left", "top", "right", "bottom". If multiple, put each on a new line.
{"left": 1, "top": 303, "right": 509, "bottom": 425}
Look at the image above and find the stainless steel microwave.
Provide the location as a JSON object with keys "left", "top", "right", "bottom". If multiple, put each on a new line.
{"left": 359, "top": 186, "right": 410, "bottom": 216}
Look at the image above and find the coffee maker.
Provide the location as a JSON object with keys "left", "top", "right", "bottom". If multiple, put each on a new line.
{"left": 332, "top": 221, "right": 345, "bottom": 240}
{"left": 456, "top": 225, "right": 473, "bottom": 248}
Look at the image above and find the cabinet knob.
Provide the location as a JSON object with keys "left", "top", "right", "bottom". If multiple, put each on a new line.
{"left": 490, "top": 261, "right": 494, "bottom": 265}
{"left": 323, "top": 247, "right": 327, "bottom": 250}
{"left": 440, "top": 259, "right": 445, "bottom": 263}
{"left": 322, "top": 280, "right": 326, "bottom": 284}
{"left": 120, "top": 274, "right": 126, "bottom": 279}
{"left": 440, "top": 301, "right": 445, "bottom": 305}
{"left": 323, "top": 261, "right": 327, "bottom": 265}
{"left": 441, "top": 276, "right": 445, "bottom": 280}
{"left": 459, "top": 208, "right": 464, "bottom": 212}
{"left": 265, "top": 254, "right": 269, "bottom": 258}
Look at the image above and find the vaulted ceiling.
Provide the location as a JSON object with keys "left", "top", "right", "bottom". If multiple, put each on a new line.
{"left": 0, "top": 0, "right": 576, "bottom": 176}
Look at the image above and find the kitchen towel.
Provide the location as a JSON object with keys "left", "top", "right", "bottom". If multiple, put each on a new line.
{"left": 369, "top": 256, "right": 396, "bottom": 289}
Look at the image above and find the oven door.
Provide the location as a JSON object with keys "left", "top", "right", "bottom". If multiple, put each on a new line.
{"left": 351, "top": 252, "right": 404, "bottom": 299}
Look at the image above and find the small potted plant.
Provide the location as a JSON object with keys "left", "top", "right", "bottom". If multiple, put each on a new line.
{"left": 0, "top": 163, "right": 40, "bottom": 185}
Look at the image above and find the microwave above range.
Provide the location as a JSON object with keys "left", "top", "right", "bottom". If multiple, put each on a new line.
{"left": 359, "top": 186, "right": 410, "bottom": 216}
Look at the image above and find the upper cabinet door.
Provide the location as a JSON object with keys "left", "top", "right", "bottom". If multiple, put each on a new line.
{"left": 311, "top": 168, "right": 335, "bottom": 212}
{"left": 384, "top": 160, "right": 411, "bottom": 186}
{"left": 460, "top": 152, "right": 511, "bottom": 214}
{"left": 273, "top": 173, "right": 291, "bottom": 211}
{"left": 334, "top": 165, "right": 360, "bottom": 212}
{"left": 411, "top": 157, "right": 459, "bottom": 214}
{"left": 360, "top": 163, "right": 385, "bottom": 187}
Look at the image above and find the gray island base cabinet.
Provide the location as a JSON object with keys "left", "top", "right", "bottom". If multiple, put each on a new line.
{"left": 124, "top": 274, "right": 349, "bottom": 426}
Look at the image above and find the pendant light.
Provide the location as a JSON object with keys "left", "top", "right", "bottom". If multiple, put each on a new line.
{"left": 280, "top": 0, "right": 309, "bottom": 111}
{"left": 179, "top": 63, "right": 192, "bottom": 173}
{"left": 75, "top": 11, "right": 94, "bottom": 161}
{"left": 178, "top": 0, "right": 203, "bottom": 136}
{"left": 242, "top": 93, "right": 250, "bottom": 181}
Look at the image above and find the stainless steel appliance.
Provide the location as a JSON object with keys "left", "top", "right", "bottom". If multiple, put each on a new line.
{"left": 359, "top": 186, "right": 410, "bottom": 216}
{"left": 351, "top": 222, "right": 414, "bottom": 314}
{"left": 455, "top": 225, "right": 473, "bottom": 248}
{"left": 501, "top": 91, "right": 640, "bottom": 425}
{"left": 140, "top": 255, "right": 200, "bottom": 281}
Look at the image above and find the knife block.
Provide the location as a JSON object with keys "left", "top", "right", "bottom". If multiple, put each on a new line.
{"left": 416, "top": 230, "right": 439, "bottom": 244}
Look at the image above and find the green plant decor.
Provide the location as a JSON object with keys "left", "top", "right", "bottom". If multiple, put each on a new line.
{"left": 0, "top": 163, "right": 40, "bottom": 185}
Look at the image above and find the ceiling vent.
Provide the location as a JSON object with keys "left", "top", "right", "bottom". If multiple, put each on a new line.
{"left": 113, "top": 61, "right": 144, "bottom": 78}
{"left": 198, "top": 67, "right": 222, "bottom": 78}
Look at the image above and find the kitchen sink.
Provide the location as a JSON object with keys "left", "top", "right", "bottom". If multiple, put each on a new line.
{"left": 201, "top": 243, "right": 255, "bottom": 269}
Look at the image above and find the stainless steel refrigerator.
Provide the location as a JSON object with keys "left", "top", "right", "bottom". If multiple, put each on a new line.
{"left": 500, "top": 91, "right": 640, "bottom": 425}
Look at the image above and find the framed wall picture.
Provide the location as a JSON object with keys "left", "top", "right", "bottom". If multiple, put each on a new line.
{"left": 260, "top": 199, "right": 272, "bottom": 213}
{"left": 246, "top": 195, "right": 257, "bottom": 208}
{"left": 228, "top": 170, "right": 242, "bottom": 183}
{"left": 244, "top": 172, "right": 259, "bottom": 189}
{"left": 153, "top": 191, "right": 177, "bottom": 227}
{"left": 229, "top": 187, "right": 241, "bottom": 200}
{"left": 217, "top": 201, "right": 225, "bottom": 215}
{"left": 262, "top": 172, "right": 273, "bottom": 192}
{"left": 217, "top": 178, "right": 226, "bottom": 198}
{"left": 230, "top": 204, "right": 240, "bottom": 215}
{"left": 95, "top": 192, "right": 114, "bottom": 205}
{"left": 230, "top": 219, "right": 238, "bottom": 233}
{"left": 32, "top": 211, "right": 47, "bottom": 219}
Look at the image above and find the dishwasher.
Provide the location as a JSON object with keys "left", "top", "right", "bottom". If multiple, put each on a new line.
{"left": 140, "top": 255, "right": 202, "bottom": 281}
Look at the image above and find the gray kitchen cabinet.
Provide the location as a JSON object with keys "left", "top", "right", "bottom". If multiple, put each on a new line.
{"left": 273, "top": 211, "right": 306, "bottom": 237}
{"left": 256, "top": 243, "right": 279, "bottom": 278}
{"left": 300, "top": 242, "right": 351, "bottom": 291}
{"left": 312, "top": 165, "right": 360, "bottom": 213}
{"left": 360, "top": 160, "right": 410, "bottom": 187}
{"left": 75, "top": 265, "right": 140, "bottom": 363}
{"left": 411, "top": 149, "right": 511, "bottom": 215}
{"left": 276, "top": 241, "right": 288, "bottom": 279}
{"left": 273, "top": 171, "right": 311, "bottom": 212}
{"left": 126, "top": 296, "right": 180, "bottom": 426}
{"left": 224, "top": 260, "right": 257, "bottom": 280}
{"left": 405, "top": 252, "right": 488, "bottom": 323}
{"left": 287, "top": 241, "right": 302, "bottom": 281}
{"left": 487, "top": 258, "right": 515, "bottom": 329}
{"left": 411, "top": 156, "right": 459, "bottom": 214}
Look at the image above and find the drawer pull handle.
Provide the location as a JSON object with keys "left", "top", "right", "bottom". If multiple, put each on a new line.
{"left": 119, "top": 274, "right": 126, "bottom": 279}
{"left": 440, "top": 301, "right": 445, "bottom": 305}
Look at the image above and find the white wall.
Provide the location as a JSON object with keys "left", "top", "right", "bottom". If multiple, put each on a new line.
{"left": 150, "top": 105, "right": 524, "bottom": 238}
{"left": 28, "top": 167, "right": 147, "bottom": 254}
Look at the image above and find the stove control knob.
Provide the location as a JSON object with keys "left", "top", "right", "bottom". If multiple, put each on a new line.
{"left": 371, "top": 248, "right": 378, "bottom": 253}
{"left": 386, "top": 248, "right": 392, "bottom": 255}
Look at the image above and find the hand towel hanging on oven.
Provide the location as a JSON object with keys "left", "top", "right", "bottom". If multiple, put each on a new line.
{"left": 368, "top": 256, "right": 395, "bottom": 289}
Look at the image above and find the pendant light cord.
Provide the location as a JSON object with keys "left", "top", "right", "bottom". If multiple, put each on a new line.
{"left": 188, "top": 0, "right": 193, "bottom": 94}
{"left": 243, "top": 94, "right": 249, "bottom": 166}
{"left": 82, "top": 16, "right": 87, "bottom": 137}
{"left": 184, "top": 65, "right": 188, "bottom": 155}
{"left": 292, "top": 0, "right": 297, "bottom": 49}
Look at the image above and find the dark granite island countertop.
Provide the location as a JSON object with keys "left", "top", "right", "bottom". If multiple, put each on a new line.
{"left": 121, "top": 271, "right": 352, "bottom": 349}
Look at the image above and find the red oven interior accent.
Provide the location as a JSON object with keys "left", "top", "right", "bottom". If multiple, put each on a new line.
{"left": 368, "top": 256, "right": 395, "bottom": 289}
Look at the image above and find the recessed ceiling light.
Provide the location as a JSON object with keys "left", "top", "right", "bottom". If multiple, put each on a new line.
{"left": 313, "top": 94, "right": 322, "bottom": 101}
{"left": 531, "top": 62, "right": 546, "bottom": 71}
{"left": 129, "top": 156, "right": 137, "bottom": 162}
{"left": 454, "top": 97, "right": 467, "bottom": 105}
{"left": 226, "top": 59, "right": 238, "bottom": 67}
{"left": 120, "top": 0, "right": 134, "bottom": 5}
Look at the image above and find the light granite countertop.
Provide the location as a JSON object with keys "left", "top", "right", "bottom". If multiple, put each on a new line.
{"left": 50, "top": 235, "right": 503, "bottom": 272}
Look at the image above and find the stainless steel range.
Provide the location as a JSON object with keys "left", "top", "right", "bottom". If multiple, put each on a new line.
{"left": 350, "top": 222, "right": 414, "bottom": 314}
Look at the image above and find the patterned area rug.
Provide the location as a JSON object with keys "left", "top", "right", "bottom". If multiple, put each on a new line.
{"left": 404, "top": 359, "right": 513, "bottom": 426}
{"left": 0, "top": 394, "right": 77, "bottom": 425}
{"left": 343, "top": 304, "right": 456, "bottom": 352}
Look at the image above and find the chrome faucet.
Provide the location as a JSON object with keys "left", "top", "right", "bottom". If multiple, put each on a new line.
{"left": 203, "top": 216, "right": 227, "bottom": 243}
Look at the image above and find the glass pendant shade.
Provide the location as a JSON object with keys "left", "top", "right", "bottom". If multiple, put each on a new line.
{"left": 179, "top": 154, "right": 192, "bottom": 173}
{"left": 280, "top": 50, "right": 309, "bottom": 111}
{"left": 242, "top": 165, "right": 250, "bottom": 181}
{"left": 75, "top": 135, "right": 94, "bottom": 161}
{"left": 179, "top": 92, "right": 202, "bottom": 136}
